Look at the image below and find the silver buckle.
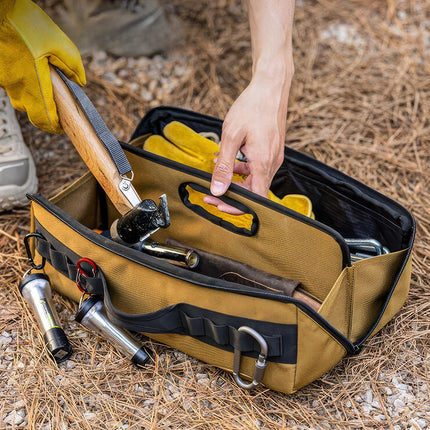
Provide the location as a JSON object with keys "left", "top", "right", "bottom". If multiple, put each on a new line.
{"left": 233, "top": 326, "right": 268, "bottom": 390}
{"left": 119, "top": 173, "right": 141, "bottom": 208}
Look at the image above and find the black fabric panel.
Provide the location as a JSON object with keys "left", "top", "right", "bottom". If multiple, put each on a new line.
{"left": 271, "top": 151, "right": 414, "bottom": 252}
{"left": 130, "top": 106, "right": 223, "bottom": 141}
{"left": 103, "top": 291, "right": 297, "bottom": 363}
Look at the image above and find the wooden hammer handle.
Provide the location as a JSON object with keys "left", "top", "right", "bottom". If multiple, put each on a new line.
{"left": 50, "top": 67, "right": 134, "bottom": 215}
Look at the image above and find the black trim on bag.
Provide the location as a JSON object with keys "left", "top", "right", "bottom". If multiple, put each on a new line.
{"left": 354, "top": 220, "right": 416, "bottom": 348}
{"left": 130, "top": 106, "right": 224, "bottom": 141}
{"left": 178, "top": 182, "right": 259, "bottom": 236}
{"left": 28, "top": 195, "right": 357, "bottom": 355}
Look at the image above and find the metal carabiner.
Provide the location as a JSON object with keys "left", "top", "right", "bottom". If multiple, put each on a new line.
{"left": 232, "top": 326, "right": 268, "bottom": 390}
{"left": 75, "top": 257, "right": 97, "bottom": 293}
{"left": 23, "top": 232, "right": 46, "bottom": 271}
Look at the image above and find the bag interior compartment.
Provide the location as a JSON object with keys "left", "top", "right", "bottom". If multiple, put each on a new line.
{"left": 129, "top": 106, "right": 414, "bottom": 258}
{"left": 50, "top": 164, "right": 345, "bottom": 305}
{"left": 271, "top": 148, "right": 414, "bottom": 254}
{"left": 48, "top": 128, "right": 413, "bottom": 319}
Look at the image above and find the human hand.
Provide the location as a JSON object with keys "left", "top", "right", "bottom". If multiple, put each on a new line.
{"left": 206, "top": 0, "right": 295, "bottom": 214}
{"left": 206, "top": 71, "right": 292, "bottom": 214}
{"left": 0, "top": 0, "right": 85, "bottom": 133}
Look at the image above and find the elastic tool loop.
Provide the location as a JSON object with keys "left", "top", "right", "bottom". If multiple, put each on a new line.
{"left": 76, "top": 257, "right": 97, "bottom": 293}
{"left": 232, "top": 326, "right": 268, "bottom": 390}
{"left": 24, "top": 233, "right": 46, "bottom": 271}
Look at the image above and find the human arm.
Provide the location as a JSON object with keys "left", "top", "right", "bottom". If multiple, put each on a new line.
{"left": 208, "top": 0, "right": 295, "bottom": 211}
{"left": 0, "top": 0, "right": 85, "bottom": 133}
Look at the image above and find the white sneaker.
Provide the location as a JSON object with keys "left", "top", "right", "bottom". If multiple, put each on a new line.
{"left": 0, "top": 89, "right": 38, "bottom": 211}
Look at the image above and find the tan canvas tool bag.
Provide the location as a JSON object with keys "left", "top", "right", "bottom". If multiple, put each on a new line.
{"left": 27, "top": 72, "right": 415, "bottom": 394}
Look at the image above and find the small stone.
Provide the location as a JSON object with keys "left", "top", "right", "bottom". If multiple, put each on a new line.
{"left": 4, "top": 411, "right": 24, "bottom": 426}
{"left": 0, "top": 335, "right": 12, "bottom": 347}
{"left": 415, "top": 419, "right": 429, "bottom": 429}
{"left": 393, "top": 398, "right": 405, "bottom": 409}
{"left": 128, "top": 82, "right": 139, "bottom": 92}
{"left": 12, "top": 400, "right": 25, "bottom": 409}
{"left": 361, "top": 404, "right": 373, "bottom": 414}
{"left": 364, "top": 390, "right": 373, "bottom": 404}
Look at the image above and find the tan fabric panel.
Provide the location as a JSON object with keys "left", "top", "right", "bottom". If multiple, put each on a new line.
{"left": 50, "top": 173, "right": 101, "bottom": 228}
{"left": 148, "top": 333, "right": 296, "bottom": 394}
{"left": 367, "top": 252, "right": 412, "bottom": 339}
{"left": 350, "top": 249, "right": 408, "bottom": 342}
{"left": 40, "top": 256, "right": 300, "bottom": 393}
{"left": 32, "top": 202, "right": 299, "bottom": 326}
{"left": 126, "top": 151, "right": 344, "bottom": 301}
{"left": 318, "top": 267, "right": 354, "bottom": 338}
{"left": 294, "top": 308, "right": 347, "bottom": 391}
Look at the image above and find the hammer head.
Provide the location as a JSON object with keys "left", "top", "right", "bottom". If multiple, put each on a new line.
{"left": 111, "top": 194, "right": 170, "bottom": 245}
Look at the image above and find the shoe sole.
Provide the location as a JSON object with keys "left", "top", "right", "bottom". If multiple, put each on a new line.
{"left": 0, "top": 159, "right": 38, "bottom": 211}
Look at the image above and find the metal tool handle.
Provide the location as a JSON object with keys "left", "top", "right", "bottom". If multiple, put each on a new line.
{"left": 76, "top": 296, "right": 150, "bottom": 366}
{"left": 19, "top": 273, "right": 72, "bottom": 363}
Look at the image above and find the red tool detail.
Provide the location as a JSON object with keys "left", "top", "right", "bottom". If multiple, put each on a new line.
{"left": 76, "top": 257, "right": 97, "bottom": 293}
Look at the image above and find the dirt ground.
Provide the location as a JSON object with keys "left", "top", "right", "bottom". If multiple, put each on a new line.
{"left": 1, "top": 0, "right": 429, "bottom": 429}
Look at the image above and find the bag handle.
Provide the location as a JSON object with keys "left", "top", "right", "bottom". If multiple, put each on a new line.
{"left": 179, "top": 182, "right": 259, "bottom": 236}
{"left": 50, "top": 66, "right": 140, "bottom": 215}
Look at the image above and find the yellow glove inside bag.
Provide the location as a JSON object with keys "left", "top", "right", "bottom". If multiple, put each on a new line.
{"left": 143, "top": 121, "right": 315, "bottom": 224}
{"left": 0, "top": 0, "right": 86, "bottom": 133}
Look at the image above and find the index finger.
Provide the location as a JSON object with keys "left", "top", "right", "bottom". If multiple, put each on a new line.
{"left": 211, "top": 128, "right": 245, "bottom": 196}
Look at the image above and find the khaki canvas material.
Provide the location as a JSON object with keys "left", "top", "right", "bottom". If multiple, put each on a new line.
{"left": 28, "top": 109, "right": 414, "bottom": 394}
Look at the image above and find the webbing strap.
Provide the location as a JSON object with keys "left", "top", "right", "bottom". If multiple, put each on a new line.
{"left": 34, "top": 230, "right": 297, "bottom": 363}
{"left": 179, "top": 311, "right": 282, "bottom": 355}
{"left": 56, "top": 68, "right": 132, "bottom": 177}
{"left": 36, "top": 234, "right": 104, "bottom": 295}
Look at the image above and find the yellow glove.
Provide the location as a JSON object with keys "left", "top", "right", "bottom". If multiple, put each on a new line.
{"left": 144, "top": 121, "right": 315, "bottom": 219}
{"left": 145, "top": 120, "right": 246, "bottom": 183}
{"left": 0, "top": 0, "right": 86, "bottom": 133}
